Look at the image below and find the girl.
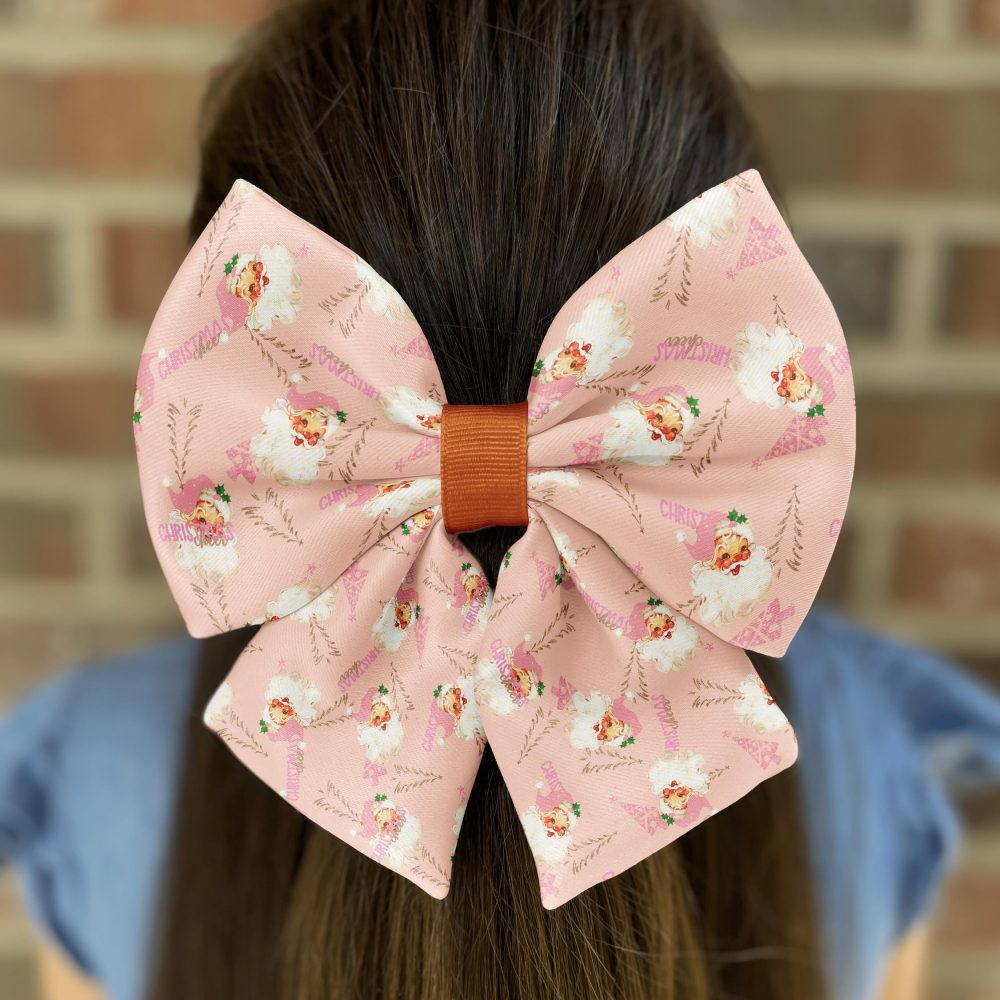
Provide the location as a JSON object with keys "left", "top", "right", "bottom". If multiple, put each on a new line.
{"left": 2, "top": 3, "right": 998, "bottom": 999}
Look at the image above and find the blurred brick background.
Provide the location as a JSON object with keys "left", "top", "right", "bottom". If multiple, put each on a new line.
{"left": 0, "top": 0, "right": 998, "bottom": 997}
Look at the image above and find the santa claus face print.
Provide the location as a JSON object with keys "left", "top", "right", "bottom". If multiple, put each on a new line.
{"left": 232, "top": 258, "right": 268, "bottom": 308}
{"left": 440, "top": 684, "right": 468, "bottom": 723}
{"left": 541, "top": 804, "right": 572, "bottom": 838}
{"left": 268, "top": 696, "right": 298, "bottom": 728}
{"left": 394, "top": 600, "right": 415, "bottom": 631}
{"left": 369, "top": 697, "right": 392, "bottom": 730}
{"left": 661, "top": 781, "right": 693, "bottom": 815}
{"left": 645, "top": 609, "right": 676, "bottom": 640}
{"left": 373, "top": 803, "right": 401, "bottom": 838}
{"left": 289, "top": 406, "right": 329, "bottom": 447}
{"left": 643, "top": 397, "right": 685, "bottom": 442}
{"left": 772, "top": 352, "right": 816, "bottom": 406}
{"left": 595, "top": 708, "right": 629, "bottom": 744}
{"left": 550, "top": 340, "right": 590, "bottom": 380}
{"left": 711, "top": 528, "right": 751, "bottom": 576}
{"left": 184, "top": 496, "right": 227, "bottom": 536}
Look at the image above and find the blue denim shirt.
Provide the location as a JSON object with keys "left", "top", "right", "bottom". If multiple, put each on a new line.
{"left": 1, "top": 606, "right": 998, "bottom": 1000}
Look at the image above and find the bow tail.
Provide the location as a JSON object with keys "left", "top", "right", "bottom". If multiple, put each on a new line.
{"left": 477, "top": 512, "right": 798, "bottom": 908}
{"left": 203, "top": 514, "right": 488, "bottom": 899}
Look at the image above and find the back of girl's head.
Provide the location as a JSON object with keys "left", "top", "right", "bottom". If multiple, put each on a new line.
{"left": 151, "top": 3, "right": 823, "bottom": 998}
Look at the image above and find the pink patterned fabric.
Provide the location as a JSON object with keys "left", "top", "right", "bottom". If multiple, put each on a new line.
{"left": 134, "top": 170, "right": 855, "bottom": 908}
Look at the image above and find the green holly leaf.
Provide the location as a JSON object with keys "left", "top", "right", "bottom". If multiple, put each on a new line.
{"left": 503, "top": 550, "right": 512, "bottom": 569}
{"left": 807, "top": 403, "right": 826, "bottom": 418}
{"left": 571, "top": 802, "right": 582, "bottom": 818}
{"left": 215, "top": 483, "right": 231, "bottom": 503}
{"left": 223, "top": 253, "right": 239, "bottom": 275}
{"left": 414, "top": 604, "right": 422, "bottom": 619}
{"left": 621, "top": 736, "right": 635, "bottom": 748}
{"left": 258, "top": 719, "right": 268, "bottom": 733}
{"left": 554, "top": 571, "right": 563, "bottom": 586}
{"left": 536, "top": 681, "right": 545, "bottom": 697}
{"left": 132, "top": 410, "right": 142, "bottom": 424}
{"left": 661, "top": 813, "right": 675, "bottom": 825}
{"left": 378, "top": 683, "right": 388, "bottom": 696}
{"left": 727, "top": 508, "right": 740, "bottom": 522}
{"left": 686, "top": 395, "right": 700, "bottom": 417}
{"left": 647, "top": 596, "right": 662, "bottom": 606}
{"left": 461, "top": 562, "right": 471, "bottom": 571}
{"left": 374, "top": 793, "right": 387, "bottom": 802}
{"left": 532, "top": 359, "right": 544, "bottom": 377}
{"left": 401, "top": 522, "right": 411, "bottom": 536}
{"left": 433, "top": 684, "right": 443, "bottom": 698}
{"left": 336, "top": 409, "right": 348, "bottom": 424}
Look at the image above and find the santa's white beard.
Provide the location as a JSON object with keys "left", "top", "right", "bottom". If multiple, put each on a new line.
{"left": 734, "top": 674, "right": 788, "bottom": 733}
{"left": 690, "top": 547, "right": 773, "bottom": 625}
{"left": 377, "top": 814, "right": 422, "bottom": 868}
{"left": 380, "top": 386, "right": 441, "bottom": 433}
{"left": 203, "top": 681, "right": 234, "bottom": 728}
{"left": 636, "top": 615, "right": 700, "bottom": 671}
{"left": 175, "top": 535, "right": 239, "bottom": 583}
{"left": 363, "top": 478, "right": 441, "bottom": 520}
{"left": 447, "top": 677, "right": 484, "bottom": 740}
{"left": 372, "top": 600, "right": 413, "bottom": 652}
{"left": 539, "top": 296, "right": 634, "bottom": 383}
{"left": 264, "top": 672, "right": 321, "bottom": 727}
{"left": 475, "top": 659, "right": 534, "bottom": 716}
{"left": 729, "top": 324, "right": 820, "bottom": 413}
{"left": 251, "top": 405, "right": 330, "bottom": 486}
{"left": 565, "top": 690, "right": 628, "bottom": 750}
{"left": 521, "top": 809, "right": 574, "bottom": 865}
{"left": 268, "top": 582, "right": 338, "bottom": 622}
{"left": 600, "top": 400, "right": 688, "bottom": 466}
{"left": 648, "top": 752, "right": 709, "bottom": 801}
{"left": 668, "top": 182, "right": 738, "bottom": 248}
{"left": 357, "top": 716, "right": 405, "bottom": 761}
{"left": 356, "top": 256, "right": 413, "bottom": 323}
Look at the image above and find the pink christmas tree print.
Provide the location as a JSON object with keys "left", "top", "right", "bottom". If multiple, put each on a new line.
{"left": 726, "top": 217, "right": 787, "bottom": 280}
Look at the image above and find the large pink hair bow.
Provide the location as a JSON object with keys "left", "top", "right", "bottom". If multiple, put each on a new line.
{"left": 134, "top": 170, "right": 854, "bottom": 908}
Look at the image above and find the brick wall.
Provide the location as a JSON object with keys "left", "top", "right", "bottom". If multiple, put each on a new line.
{"left": 0, "top": 0, "right": 997, "bottom": 997}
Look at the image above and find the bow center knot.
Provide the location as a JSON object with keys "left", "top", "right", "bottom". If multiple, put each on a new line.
{"left": 440, "top": 401, "right": 529, "bottom": 534}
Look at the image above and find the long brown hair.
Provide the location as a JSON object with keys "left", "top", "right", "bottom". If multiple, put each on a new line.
{"left": 148, "top": 2, "right": 826, "bottom": 997}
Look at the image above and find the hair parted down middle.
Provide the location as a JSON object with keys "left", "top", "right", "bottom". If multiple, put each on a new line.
{"left": 148, "top": 2, "right": 827, "bottom": 998}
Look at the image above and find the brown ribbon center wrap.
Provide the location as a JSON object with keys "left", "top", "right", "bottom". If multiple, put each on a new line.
{"left": 440, "top": 401, "right": 529, "bottom": 534}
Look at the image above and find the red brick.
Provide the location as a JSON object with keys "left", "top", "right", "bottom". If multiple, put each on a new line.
{"left": 102, "top": 0, "right": 272, "bottom": 26}
{"left": 105, "top": 223, "right": 188, "bottom": 324}
{"left": 891, "top": 519, "right": 1000, "bottom": 614}
{"left": 124, "top": 499, "right": 163, "bottom": 577}
{"left": 968, "top": 0, "right": 1000, "bottom": 39}
{"left": 797, "top": 239, "right": 898, "bottom": 335}
{"left": 0, "top": 73, "right": 57, "bottom": 174}
{"left": 0, "top": 374, "right": 137, "bottom": 457}
{"left": 933, "top": 868, "right": 1000, "bottom": 948}
{"left": 0, "top": 226, "right": 54, "bottom": 319}
{"left": 706, "top": 0, "right": 913, "bottom": 33}
{"left": 0, "top": 620, "right": 183, "bottom": 709}
{"left": 751, "top": 89, "right": 1000, "bottom": 192}
{"left": 54, "top": 71, "right": 204, "bottom": 179}
{"left": 941, "top": 244, "right": 1000, "bottom": 339}
{"left": 856, "top": 396, "right": 1000, "bottom": 478}
{"left": 0, "top": 501, "right": 82, "bottom": 579}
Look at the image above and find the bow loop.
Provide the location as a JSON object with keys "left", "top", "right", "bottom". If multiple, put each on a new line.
{"left": 135, "top": 170, "right": 854, "bottom": 907}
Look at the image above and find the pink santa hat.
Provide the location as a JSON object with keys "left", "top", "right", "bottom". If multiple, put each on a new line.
{"left": 286, "top": 381, "right": 340, "bottom": 412}
{"left": 169, "top": 474, "right": 219, "bottom": 514}
{"left": 135, "top": 351, "right": 157, "bottom": 408}
{"left": 510, "top": 641, "right": 544, "bottom": 683}
{"left": 609, "top": 695, "right": 643, "bottom": 738}
{"left": 358, "top": 684, "right": 389, "bottom": 722}
{"left": 629, "top": 384, "right": 690, "bottom": 407}
{"left": 535, "top": 762, "right": 574, "bottom": 814}
{"left": 685, "top": 509, "right": 738, "bottom": 562}
{"left": 215, "top": 271, "right": 249, "bottom": 330}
